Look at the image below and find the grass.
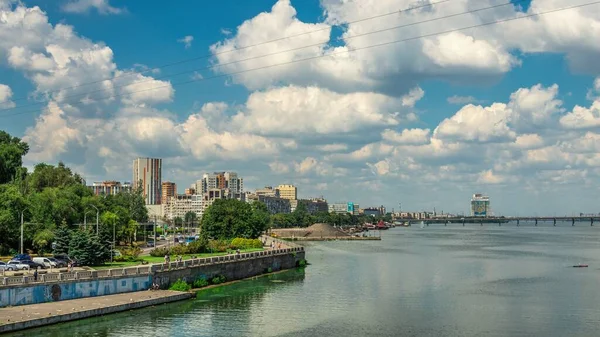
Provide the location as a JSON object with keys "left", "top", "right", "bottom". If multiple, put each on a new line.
{"left": 92, "top": 248, "right": 264, "bottom": 270}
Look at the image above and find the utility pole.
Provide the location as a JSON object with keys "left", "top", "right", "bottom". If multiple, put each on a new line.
{"left": 153, "top": 215, "right": 157, "bottom": 248}
{"left": 90, "top": 205, "right": 99, "bottom": 234}
{"left": 20, "top": 210, "right": 24, "bottom": 254}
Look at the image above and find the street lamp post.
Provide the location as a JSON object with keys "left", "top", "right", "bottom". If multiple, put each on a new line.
{"left": 111, "top": 221, "right": 116, "bottom": 263}
{"left": 20, "top": 209, "right": 25, "bottom": 254}
{"left": 90, "top": 205, "right": 99, "bottom": 234}
{"left": 84, "top": 211, "right": 94, "bottom": 231}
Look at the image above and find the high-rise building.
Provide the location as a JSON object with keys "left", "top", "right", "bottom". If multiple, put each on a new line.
{"left": 471, "top": 194, "right": 491, "bottom": 217}
{"left": 88, "top": 181, "right": 132, "bottom": 196}
{"left": 161, "top": 182, "right": 176, "bottom": 204}
{"left": 133, "top": 157, "right": 162, "bottom": 205}
{"left": 277, "top": 184, "right": 297, "bottom": 200}
{"left": 199, "top": 172, "right": 244, "bottom": 200}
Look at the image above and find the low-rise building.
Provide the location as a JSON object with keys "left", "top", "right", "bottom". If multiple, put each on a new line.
{"left": 163, "top": 194, "right": 206, "bottom": 220}
{"left": 290, "top": 198, "right": 328, "bottom": 214}
{"left": 88, "top": 181, "right": 132, "bottom": 196}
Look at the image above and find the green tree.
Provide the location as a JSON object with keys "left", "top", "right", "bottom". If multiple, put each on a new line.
{"left": 292, "top": 202, "right": 311, "bottom": 227}
{"left": 69, "top": 230, "right": 107, "bottom": 266}
{"left": 33, "top": 228, "right": 55, "bottom": 256}
{"left": 201, "top": 199, "right": 268, "bottom": 240}
{"left": 53, "top": 221, "right": 72, "bottom": 255}
{"left": 174, "top": 216, "right": 183, "bottom": 227}
{"left": 0, "top": 130, "right": 29, "bottom": 184}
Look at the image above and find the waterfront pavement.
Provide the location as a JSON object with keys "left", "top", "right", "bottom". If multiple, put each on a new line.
{"left": 0, "top": 290, "right": 193, "bottom": 333}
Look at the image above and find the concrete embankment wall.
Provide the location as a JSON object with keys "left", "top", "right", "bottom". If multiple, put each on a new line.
{"left": 153, "top": 250, "right": 304, "bottom": 287}
{"left": 0, "top": 246, "right": 305, "bottom": 308}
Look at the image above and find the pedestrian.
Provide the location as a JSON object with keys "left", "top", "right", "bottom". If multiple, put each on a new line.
{"left": 67, "top": 262, "right": 72, "bottom": 272}
{"left": 236, "top": 249, "right": 240, "bottom": 255}
{"left": 33, "top": 267, "right": 38, "bottom": 281}
{"left": 164, "top": 254, "right": 168, "bottom": 264}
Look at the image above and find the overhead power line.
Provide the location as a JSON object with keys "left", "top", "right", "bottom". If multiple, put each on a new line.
{"left": 0, "top": 0, "right": 528, "bottom": 114}
{"left": 0, "top": 0, "right": 455, "bottom": 106}
{"left": 0, "top": 1, "right": 597, "bottom": 119}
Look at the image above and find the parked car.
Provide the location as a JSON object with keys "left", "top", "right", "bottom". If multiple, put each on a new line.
{"left": 12, "top": 253, "right": 32, "bottom": 261}
{"left": 18, "top": 260, "right": 45, "bottom": 269}
{"left": 33, "top": 257, "right": 53, "bottom": 269}
{"left": 146, "top": 241, "right": 155, "bottom": 247}
{"left": 0, "top": 261, "right": 16, "bottom": 271}
{"left": 47, "top": 257, "right": 66, "bottom": 268}
{"left": 7, "top": 261, "right": 30, "bottom": 270}
{"left": 54, "top": 254, "right": 79, "bottom": 267}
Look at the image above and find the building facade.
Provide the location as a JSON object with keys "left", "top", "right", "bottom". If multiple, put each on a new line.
{"left": 290, "top": 198, "right": 328, "bottom": 214}
{"left": 246, "top": 194, "right": 291, "bottom": 214}
{"left": 162, "top": 194, "right": 206, "bottom": 220}
{"left": 161, "top": 182, "right": 176, "bottom": 204}
{"left": 133, "top": 157, "right": 162, "bottom": 205}
{"left": 88, "top": 181, "right": 132, "bottom": 196}
{"left": 199, "top": 172, "right": 244, "bottom": 200}
{"left": 471, "top": 194, "right": 491, "bottom": 217}
{"left": 277, "top": 184, "right": 297, "bottom": 200}
{"left": 256, "top": 186, "right": 279, "bottom": 198}
{"left": 329, "top": 202, "right": 359, "bottom": 215}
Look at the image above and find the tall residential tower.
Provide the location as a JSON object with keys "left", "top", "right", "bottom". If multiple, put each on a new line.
{"left": 133, "top": 157, "right": 162, "bottom": 205}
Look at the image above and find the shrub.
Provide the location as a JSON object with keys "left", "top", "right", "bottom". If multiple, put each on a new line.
{"left": 169, "top": 279, "right": 191, "bottom": 291}
{"left": 230, "top": 238, "right": 263, "bottom": 250}
{"left": 121, "top": 247, "right": 142, "bottom": 261}
{"left": 187, "top": 237, "right": 208, "bottom": 254}
{"left": 149, "top": 247, "right": 170, "bottom": 257}
{"left": 267, "top": 267, "right": 273, "bottom": 273}
{"left": 210, "top": 275, "right": 226, "bottom": 284}
{"left": 171, "top": 244, "right": 188, "bottom": 256}
{"left": 208, "top": 240, "right": 229, "bottom": 253}
{"left": 193, "top": 277, "right": 209, "bottom": 288}
{"left": 297, "top": 259, "right": 307, "bottom": 267}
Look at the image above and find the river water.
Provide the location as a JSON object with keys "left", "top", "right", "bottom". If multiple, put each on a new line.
{"left": 9, "top": 224, "right": 600, "bottom": 337}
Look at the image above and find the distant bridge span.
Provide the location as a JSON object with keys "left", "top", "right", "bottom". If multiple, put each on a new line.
{"left": 393, "top": 216, "right": 600, "bottom": 226}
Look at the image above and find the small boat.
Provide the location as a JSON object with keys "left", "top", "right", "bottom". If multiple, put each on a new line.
{"left": 573, "top": 264, "right": 589, "bottom": 268}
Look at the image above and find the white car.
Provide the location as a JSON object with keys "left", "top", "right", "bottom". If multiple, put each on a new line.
{"left": 0, "top": 261, "right": 16, "bottom": 271}
{"left": 7, "top": 261, "right": 30, "bottom": 270}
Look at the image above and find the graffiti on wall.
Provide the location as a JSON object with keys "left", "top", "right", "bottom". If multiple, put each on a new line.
{"left": 0, "top": 276, "right": 151, "bottom": 308}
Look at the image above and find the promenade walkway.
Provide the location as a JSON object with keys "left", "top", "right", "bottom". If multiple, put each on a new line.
{"left": 0, "top": 290, "right": 192, "bottom": 333}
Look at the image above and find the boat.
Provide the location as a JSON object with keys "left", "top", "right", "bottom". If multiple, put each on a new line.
{"left": 573, "top": 264, "right": 589, "bottom": 268}
{"left": 376, "top": 220, "right": 389, "bottom": 230}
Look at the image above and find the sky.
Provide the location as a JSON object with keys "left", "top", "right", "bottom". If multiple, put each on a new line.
{"left": 1, "top": 0, "right": 600, "bottom": 216}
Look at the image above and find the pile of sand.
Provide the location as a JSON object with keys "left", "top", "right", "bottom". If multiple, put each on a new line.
{"left": 303, "top": 223, "right": 350, "bottom": 238}
{"left": 271, "top": 223, "right": 350, "bottom": 238}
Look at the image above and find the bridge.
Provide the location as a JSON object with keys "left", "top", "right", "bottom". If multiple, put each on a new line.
{"left": 393, "top": 216, "right": 600, "bottom": 226}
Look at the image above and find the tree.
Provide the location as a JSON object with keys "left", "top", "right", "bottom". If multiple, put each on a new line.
{"left": 174, "top": 216, "right": 183, "bottom": 227}
{"left": 53, "top": 221, "right": 72, "bottom": 255}
{"left": 292, "top": 202, "right": 311, "bottom": 227}
{"left": 69, "top": 230, "right": 108, "bottom": 266}
{"left": 33, "top": 229, "right": 55, "bottom": 256}
{"left": 200, "top": 199, "right": 269, "bottom": 240}
{"left": 0, "top": 131, "right": 29, "bottom": 184}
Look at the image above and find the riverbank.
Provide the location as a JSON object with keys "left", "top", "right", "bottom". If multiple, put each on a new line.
{"left": 0, "top": 290, "right": 193, "bottom": 334}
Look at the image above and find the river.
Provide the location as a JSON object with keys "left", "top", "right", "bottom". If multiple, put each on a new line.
{"left": 8, "top": 224, "right": 600, "bottom": 336}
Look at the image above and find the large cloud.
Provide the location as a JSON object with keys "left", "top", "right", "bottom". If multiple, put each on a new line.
{"left": 211, "top": 0, "right": 600, "bottom": 96}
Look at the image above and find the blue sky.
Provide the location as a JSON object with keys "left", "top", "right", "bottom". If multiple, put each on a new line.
{"left": 1, "top": 0, "right": 600, "bottom": 215}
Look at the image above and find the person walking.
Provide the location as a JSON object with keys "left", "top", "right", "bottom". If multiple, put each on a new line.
{"left": 33, "top": 267, "right": 38, "bottom": 281}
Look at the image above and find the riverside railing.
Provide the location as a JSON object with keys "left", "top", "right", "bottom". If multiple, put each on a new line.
{"left": 0, "top": 245, "right": 304, "bottom": 287}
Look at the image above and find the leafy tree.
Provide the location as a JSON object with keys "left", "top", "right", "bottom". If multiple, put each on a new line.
{"left": 69, "top": 230, "right": 108, "bottom": 266}
{"left": 0, "top": 131, "right": 29, "bottom": 184}
{"left": 53, "top": 221, "right": 72, "bottom": 255}
{"left": 201, "top": 199, "right": 268, "bottom": 240}
{"left": 184, "top": 211, "right": 197, "bottom": 225}
{"left": 33, "top": 229, "right": 55, "bottom": 256}
{"left": 174, "top": 216, "right": 183, "bottom": 227}
{"left": 292, "top": 202, "right": 311, "bottom": 227}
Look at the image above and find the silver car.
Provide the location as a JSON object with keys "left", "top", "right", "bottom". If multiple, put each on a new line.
{"left": 7, "top": 261, "right": 30, "bottom": 270}
{"left": 0, "top": 261, "right": 16, "bottom": 271}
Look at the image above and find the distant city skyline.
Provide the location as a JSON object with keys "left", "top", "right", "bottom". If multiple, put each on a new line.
{"left": 3, "top": 1, "right": 600, "bottom": 215}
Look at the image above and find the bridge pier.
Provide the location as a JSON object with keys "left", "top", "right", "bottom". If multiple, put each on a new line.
{"left": 535, "top": 219, "right": 537, "bottom": 226}
{"left": 592, "top": 218, "right": 594, "bottom": 226}
{"left": 499, "top": 221, "right": 501, "bottom": 227}
{"left": 517, "top": 219, "right": 519, "bottom": 226}
{"left": 480, "top": 220, "right": 483, "bottom": 226}
{"left": 572, "top": 218, "right": 575, "bottom": 226}
{"left": 553, "top": 218, "right": 556, "bottom": 227}
{"left": 462, "top": 218, "right": 465, "bottom": 226}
